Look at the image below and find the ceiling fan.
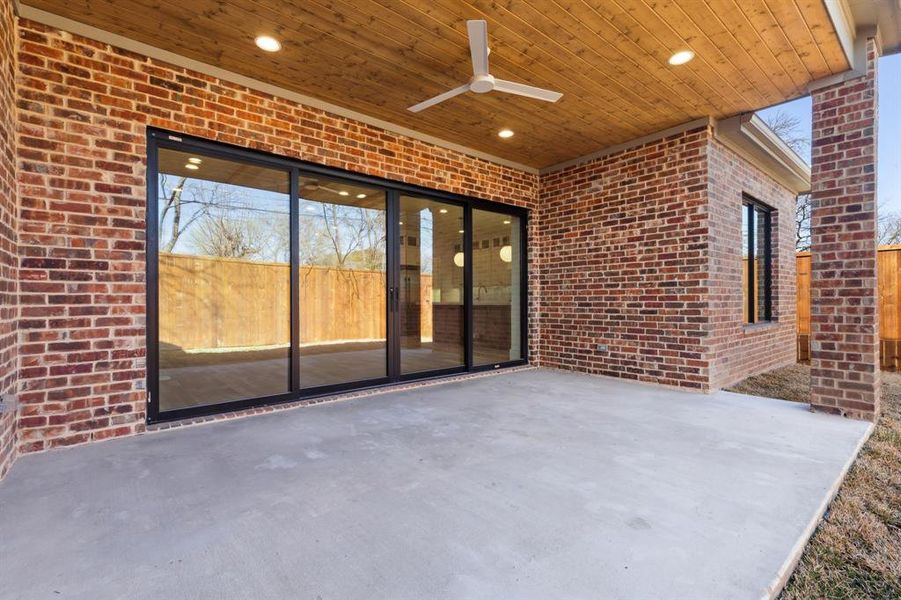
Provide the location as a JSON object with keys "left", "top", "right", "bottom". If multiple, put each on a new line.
{"left": 302, "top": 180, "right": 346, "bottom": 196}
{"left": 407, "top": 20, "right": 563, "bottom": 113}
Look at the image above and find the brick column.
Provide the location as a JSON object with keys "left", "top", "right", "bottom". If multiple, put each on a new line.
{"left": 809, "top": 37, "right": 880, "bottom": 420}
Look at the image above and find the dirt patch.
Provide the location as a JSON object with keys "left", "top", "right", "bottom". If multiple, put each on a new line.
{"left": 727, "top": 364, "right": 901, "bottom": 599}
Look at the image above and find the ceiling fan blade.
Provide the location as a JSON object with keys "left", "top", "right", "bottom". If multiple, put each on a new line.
{"left": 467, "top": 20, "right": 489, "bottom": 75}
{"left": 493, "top": 79, "right": 563, "bottom": 103}
{"left": 408, "top": 84, "right": 470, "bottom": 113}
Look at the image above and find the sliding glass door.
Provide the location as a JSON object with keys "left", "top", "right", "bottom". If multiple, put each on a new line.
{"left": 298, "top": 175, "right": 388, "bottom": 388}
{"left": 154, "top": 147, "right": 291, "bottom": 413}
{"left": 472, "top": 208, "right": 523, "bottom": 366}
{"left": 398, "top": 195, "right": 466, "bottom": 376}
{"left": 148, "top": 130, "right": 527, "bottom": 422}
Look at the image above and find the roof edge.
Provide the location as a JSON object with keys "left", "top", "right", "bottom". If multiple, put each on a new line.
{"left": 713, "top": 114, "right": 811, "bottom": 195}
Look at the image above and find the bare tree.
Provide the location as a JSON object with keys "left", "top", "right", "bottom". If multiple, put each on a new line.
{"left": 760, "top": 110, "right": 810, "bottom": 157}
{"left": 760, "top": 109, "right": 811, "bottom": 251}
{"left": 191, "top": 215, "right": 264, "bottom": 258}
{"left": 158, "top": 176, "right": 229, "bottom": 253}
{"left": 878, "top": 207, "right": 901, "bottom": 246}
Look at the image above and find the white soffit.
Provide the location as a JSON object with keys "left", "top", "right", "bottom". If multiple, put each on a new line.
{"left": 714, "top": 114, "right": 811, "bottom": 195}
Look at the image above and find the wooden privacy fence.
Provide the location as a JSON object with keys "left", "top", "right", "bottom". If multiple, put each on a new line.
{"left": 797, "top": 246, "right": 901, "bottom": 369}
{"left": 159, "top": 253, "right": 432, "bottom": 351}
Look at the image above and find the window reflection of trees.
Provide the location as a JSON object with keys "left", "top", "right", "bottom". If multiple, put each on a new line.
{"left": 158, "top": 174, "right": 289, "bottom": 262}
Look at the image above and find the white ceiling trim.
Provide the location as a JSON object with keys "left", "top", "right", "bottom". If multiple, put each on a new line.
{"left": 14, "top": 3, "right": 540, "bottom": 175}
{"left": 824, "top": 0, "right": 857, "bottom": 68}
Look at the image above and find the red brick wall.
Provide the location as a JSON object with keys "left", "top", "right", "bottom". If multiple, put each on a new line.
{"left": 707, "top": 139, "right": 797, "bottom": 389}
{"left": 13, "top": 19, "right": 539, "bottom": 453}
{"left": 809, "top": 38, "right": 880, "bottom": 420}
{"left": 5, "top": 16, "right": 809, "bottom": 463}
{"left": 538, "top": 127, "right": 798, "bottom": 390}
{"left": 0, "top": 0, "right": 18, "bottom": 478}
{"left": 538, "top": 128, "right": 712, "bottom": 388}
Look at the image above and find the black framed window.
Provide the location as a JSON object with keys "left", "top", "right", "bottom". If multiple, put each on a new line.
{"left": 742, "top": 197, "right": 772, "bottom": 324}
{"left": 146, "top": 128, "right": 528, "bottom": 423}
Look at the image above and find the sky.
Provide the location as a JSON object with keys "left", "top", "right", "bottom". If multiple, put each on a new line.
{"left": 757, "top": 53, "right": 901, "bottom": 213}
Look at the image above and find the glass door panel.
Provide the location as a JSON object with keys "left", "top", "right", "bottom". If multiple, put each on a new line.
{"left": 298, "top": 175, "right": 388, "bottom": 387}
{"left": 398, "top": 195, "right": 465, "bottom": 374}
{"left": 472, "top": 209, "right": 523, "bottom": 365}
{"left": 156, "top": 148, "right": 291, "bottom": 411}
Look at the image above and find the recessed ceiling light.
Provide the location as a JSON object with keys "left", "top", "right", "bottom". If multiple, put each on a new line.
{"left": 185, "top": 163, "right": 199, "bottom": 170}
{"left": 668, "top": 50, "right": 694, "bottom": 65}
{"left": 503, "top": 219, "right": 511, "bottom": 225}
{"left": 356, "top": 193, "right": 367, "bottom": 199}
{"left": 187, "top": 157, "right": 202, "bottom": 164}
{"left": 338, "top": 190, "right": 350, "bottom": 196}
{"left": 439, "top": 208, "right": 448, "bottom": 214}
{"left": 498, "top": 129, "right": 514, "bottom": 139}
{"left": 458, "top": 229, "right": 465, "bottom": 234}
{"left": 255, "top": 35, "right": 282, "bottom": 52}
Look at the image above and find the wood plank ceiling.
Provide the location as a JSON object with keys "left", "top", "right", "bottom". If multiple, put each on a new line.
{"left": 23, "top": 0, "right": 849, "bottom": 168}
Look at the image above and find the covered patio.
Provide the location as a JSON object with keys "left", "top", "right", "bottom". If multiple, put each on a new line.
{"left": 0, "top": 369, "right": 870, "bottom": 599}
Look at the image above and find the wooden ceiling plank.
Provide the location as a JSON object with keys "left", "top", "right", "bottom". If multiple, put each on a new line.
{"left": 145, "top": 0, "right": 609, "bottom": 158}
{"left": 580, "top": 0, "right": 752, "bottom": 112}
{"left": 257, "top": 0, "right": 644, "bottom": 140}
{"left": 637, "top": 0, "right": 784, "bottom": 108}
{"left": 699, "top": 0, "right": 798, "bottom": 99}
{"left": 521, "top": 0, "right": 731, "bottom": 123}
{"left": 725, "top": 0, "right": 812, "bottom": 92}
{"left": 41, "top": 0, "right": 577, "bottom": 163}
{"left": 764, "top": 0, "right": 832, "bottom": 77}
{"left": 21, "top": 0, "right": 849, "bottom": 167}
{"left": 791, "top": 0, "right": 850, "bottom": 74}
{"left": 602, "top": 0, "right": 767, "bottom": 111}
{"left": 399, "top": 0, "right": 665, "bottom": 136}
{"left": 209, "top": 0, "right": 610, "bottom": 145}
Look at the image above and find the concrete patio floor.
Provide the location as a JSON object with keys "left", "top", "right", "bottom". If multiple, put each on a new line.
{"left": 0, "top": 368, "right": 870, "bottom": 599}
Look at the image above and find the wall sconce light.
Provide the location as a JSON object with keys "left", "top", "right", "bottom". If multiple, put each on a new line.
{"left": 454, "top": 252, "right": 465, "bottom": 267}
{"left": 499, "top": 245, "right": 512, "bottom": 263}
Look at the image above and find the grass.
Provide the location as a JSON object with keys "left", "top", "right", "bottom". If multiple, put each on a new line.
{"left": 726, "top": 364, "right": 901, "bottom": 599}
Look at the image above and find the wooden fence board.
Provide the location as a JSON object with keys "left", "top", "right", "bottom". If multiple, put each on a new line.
{"left": 796, "top": 247, "right": 901, "bottom": 369}
{"left": 159, "top": 253, "right": 432, "bottom": 351}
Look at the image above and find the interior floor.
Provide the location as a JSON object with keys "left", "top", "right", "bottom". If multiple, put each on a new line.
{"left": 159, "top": 343, "right": 513, "bottom": 411}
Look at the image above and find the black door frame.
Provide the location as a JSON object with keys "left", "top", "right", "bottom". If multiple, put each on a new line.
{"left": 146, "top": 127, "right": 528, "bottom": 423}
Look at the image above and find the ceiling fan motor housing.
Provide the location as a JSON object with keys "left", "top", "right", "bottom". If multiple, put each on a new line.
{"left": 469, "top": 74, "right": 495, "bottom": 94}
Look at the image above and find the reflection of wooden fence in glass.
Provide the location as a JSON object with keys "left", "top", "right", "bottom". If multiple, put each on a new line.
{"left": 741, "top": 257, "right": 760, "bottom": 323}
{"left": 159, "top": 253, "right": 432, "bottom": 351}
{"left": 796, "top": 247, "right": 901, "bottom": 369}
